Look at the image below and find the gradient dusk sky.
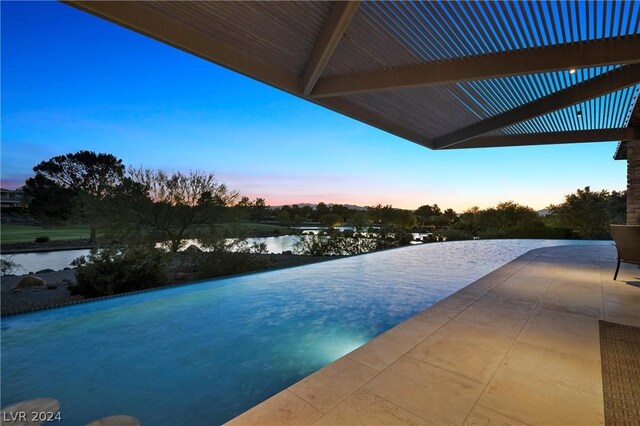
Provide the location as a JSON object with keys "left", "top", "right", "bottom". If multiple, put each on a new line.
{"left": 1, "top": 1, "right": 630, "bottom": 211}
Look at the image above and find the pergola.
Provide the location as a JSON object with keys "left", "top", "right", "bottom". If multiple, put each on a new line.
{"left": 64, "top": 1, "right": 640, "bottom": 221}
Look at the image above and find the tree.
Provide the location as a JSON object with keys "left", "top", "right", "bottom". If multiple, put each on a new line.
{"left": 414, "top": 204, "right": 442, "bottom": 223}
{"left": 349, "top": 211, "right": 370, "bottom": 230}
{"left": 456, "top": 206, "right": 480, "bottom": 234}
{"left": 443, "top": 208, "right": 458, "bottom": 224}
{"left": 23, "top": 151, "right": 125, "bottom": 242}
{"left": 249, "top": 198, "right": 269, "bottom": 221}
{"left": 319, "top": 213, "right": 343, "bottom": 227}
{"left": 393, "top": 210, "right": 417, "bottom": 229}
{"left": 111, "top": 168, "right": 239, "bottom": 252}
{"left": 276, "top": 209, "right": 291, "bottom": 224}
{"left": 548, "top": 187, "right": 623, "bottom": 239}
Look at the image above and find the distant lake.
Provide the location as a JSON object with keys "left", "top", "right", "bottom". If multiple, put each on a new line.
{"left": 1, "top": 230, "right": 431, "bottom": 275}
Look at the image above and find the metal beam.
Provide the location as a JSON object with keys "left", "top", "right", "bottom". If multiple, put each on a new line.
{"left": 311, "top": 37, "right": 640, "bottom": 98}
{"left": 301, "top": 1, "right": 359, "bottom": 96}
{"left": 434, "top": 65, "right": 640, "bottom": 149}
{"left": 319, "top": 97, "right": 434, "bottom": 149}
{"left": 63, "top": 1, "right": 301, "bottom": 94}
{"left": 439, "top": 128, "right": 640, "bottom": 150}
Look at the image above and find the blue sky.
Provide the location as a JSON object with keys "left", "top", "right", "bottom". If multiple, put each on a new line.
{"left": 1, "top": 1, "right": 628, "bottom": 211}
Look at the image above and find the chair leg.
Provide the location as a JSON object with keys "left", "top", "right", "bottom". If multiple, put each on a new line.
{"left": 613, "top": 259, "right": 621, "bottom": 281}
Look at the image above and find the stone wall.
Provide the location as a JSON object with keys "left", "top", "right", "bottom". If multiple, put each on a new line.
{"left": 628, "top": 140, "right": 640, "bottom": 225}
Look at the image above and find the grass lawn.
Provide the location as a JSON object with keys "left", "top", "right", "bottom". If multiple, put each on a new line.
{"left": 0, "top": 222, "right": 295, "bottom": 243}
{"left": 1, "top": 224, "right": 90, "bottom": 243}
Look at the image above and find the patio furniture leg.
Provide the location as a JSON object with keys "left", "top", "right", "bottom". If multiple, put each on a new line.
{"left": 613, "top": 259, "right": 621, "bottom": 280}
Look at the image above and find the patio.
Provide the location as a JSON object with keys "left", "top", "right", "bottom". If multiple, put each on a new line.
{"left": 229, "top": 244, "right": 639, "bottom": 425}
{"left": 56, "top": 2, "right": 640, "bottom": 424}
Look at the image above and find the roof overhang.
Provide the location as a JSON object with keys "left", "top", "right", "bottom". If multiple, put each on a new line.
{"left": 62, "top": 1, "right": 640, "bottom": 151}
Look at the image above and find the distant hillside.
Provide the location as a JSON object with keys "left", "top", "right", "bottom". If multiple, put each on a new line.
{"left": 537, "top": 208, "right": 550, "bottom": 216}
{"left": 271, "top": 203, "right": 368, "bottom": 211}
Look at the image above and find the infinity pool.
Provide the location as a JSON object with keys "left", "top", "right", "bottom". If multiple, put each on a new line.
{"left": 1, "top": 240, "right": 607, "bottom": 425}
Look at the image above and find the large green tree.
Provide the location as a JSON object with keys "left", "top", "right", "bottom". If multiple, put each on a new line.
{"left": 23, "top": 151, "right": 125, "bottom": 242}
{"left": 548, "top": 187, "right": 625, "bottom": 239}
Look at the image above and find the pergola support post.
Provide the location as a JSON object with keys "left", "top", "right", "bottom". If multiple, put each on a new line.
{"left": 627, "top": 140, "right": 640, "bottom": 225}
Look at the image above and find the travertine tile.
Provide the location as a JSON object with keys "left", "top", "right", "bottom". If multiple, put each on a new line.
{"left": 435, "top": 288, "right": 486, "bottom": 312}
{"left": 502, "top": 341, "right": 602, "bottom": 396}
{"left": 407, "top": 319, "right": 512, "bottom": 384}
{"left": 364, "top": 357, "right": 484, "bottom": 425}
{"left": 227, "top": 390, "right": 322, "bottom": 425}
{"left": 289, "top": 357, "right": 378, "bottom": 412}
{"left": 348, "top": 330, "right": 419, "bottom": 371}
{"left": 541, "top": 285, "right": 603, "bottom": 319}
{"left": 436, "top": 318, "right": 516, "bottom": 352}
{"left": 603, "top": 299, "right": 640, "bottom": 327}
{"left": 478, "top": 367, "right": 604, "bottom": 425}
{"left": 455, "top": 294, "right": 533, "bottom": 337}
{"left": 383, "top": 317, "right": 442, "bottom": 345}
{"left": 518, "top": 309, "right": 600, "bottom": 361}
{"left": 315, "top": 390, "right": 429, "bottom": 425}
{"left": 413, "top": 304, "right": 459, "bottom": 326}
{"left": 463, "top": 405, "right": 528, "bottom": 426}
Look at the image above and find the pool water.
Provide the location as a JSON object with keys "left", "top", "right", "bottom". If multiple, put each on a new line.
{"left": 1, "top": 240, "right": 607, "bottom": 425}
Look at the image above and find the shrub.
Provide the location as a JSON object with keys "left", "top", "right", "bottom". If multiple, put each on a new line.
{"left": 70, "top": 246, "right": 167, "bottom": 297}
{"left": 293, "top": 234, "right": 377, "bottom": 256}
{"left": 34, "top": 236, "right": 50, "bottom": 243}
{"left": 193, "top": 240, "right": 268, "bottom": 278}
{"left": 439, "top": 228, "right": 473, "bottom": 241}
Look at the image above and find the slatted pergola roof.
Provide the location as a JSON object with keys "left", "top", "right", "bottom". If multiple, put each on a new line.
{"left": 65, "top": 1, "right": 640, "bottom": 150}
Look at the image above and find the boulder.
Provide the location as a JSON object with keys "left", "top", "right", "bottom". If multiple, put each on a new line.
{"left": 175, "top": 272, "right": 187, "bottom": 281}
{"left": 14, "top": 276, "right": 47, "bottom": 289}
{"left": 184, "top": 244, "right": 202, "bottom": 254}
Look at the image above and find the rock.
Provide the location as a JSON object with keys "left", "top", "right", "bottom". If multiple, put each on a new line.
{"left": 85, "top": 415, "right": 140, "bottom": 426}
{"left": 14, "top": 276, "right": 47, "bottom": 289}
{"left": 62, "top": 279, "right": 72, "bottom": 284}
{"left": 47, "top": 285, "right": 58, "bottom": 290}
{"left": 184, "top": 244, "right": 202, "bottom": 254}
{"left": 175, "top": 272, "right": 187, "bottom": 281}
{"left": 36, "top": 268, "right": 55, "bottom": 274}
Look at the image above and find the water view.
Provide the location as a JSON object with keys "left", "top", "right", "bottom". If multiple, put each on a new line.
{"left": 2, "top": 240, "right": 608, "bottom": 425}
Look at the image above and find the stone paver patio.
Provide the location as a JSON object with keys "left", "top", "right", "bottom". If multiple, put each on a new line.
{"left": 228, "top": 244, "right": 640, "bottom": 425}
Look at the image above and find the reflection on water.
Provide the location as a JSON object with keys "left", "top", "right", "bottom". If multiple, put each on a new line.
{"left": 1, "top": 236, "right": 309, "bottom": 275}
{"left": 1, "top": 249, "right": 91, "bottom": 275}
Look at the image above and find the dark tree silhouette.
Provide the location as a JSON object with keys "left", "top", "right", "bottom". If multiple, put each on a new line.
{"left": 23, "top": 151, "right": 125, "bottom": 242}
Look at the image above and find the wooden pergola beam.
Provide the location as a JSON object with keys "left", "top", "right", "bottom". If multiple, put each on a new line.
{"left": 439, "top": 128, "right": 640, "bottom": 150}
{"left": 301, "top": 1, "right": 359, "bottom": 96}
{"left": 434, "top": 65, "right": 640, "bottom": 149}
{"left": 311, "top": 37, "right": 640, "bottom": 98}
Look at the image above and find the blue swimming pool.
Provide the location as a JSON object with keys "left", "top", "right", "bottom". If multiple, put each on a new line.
{"left": 1, "top": 240, "right": 608, "bottom": 425}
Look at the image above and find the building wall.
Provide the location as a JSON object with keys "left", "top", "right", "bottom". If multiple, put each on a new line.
{"left": 628, "top": 140, "right": 640, "bottom": 225}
